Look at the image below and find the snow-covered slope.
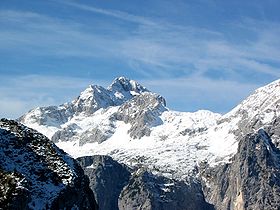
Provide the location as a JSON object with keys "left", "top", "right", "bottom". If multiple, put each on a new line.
{"left": 224, "top": 79, "right": 280, "bottom": 121}
{"left": 19, "top": 77, "right": 280, "bottom": 180}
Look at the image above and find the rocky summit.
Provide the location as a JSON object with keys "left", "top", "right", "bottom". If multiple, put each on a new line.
{"left": 18, "top": 77, "right": 280, "bottom": 210}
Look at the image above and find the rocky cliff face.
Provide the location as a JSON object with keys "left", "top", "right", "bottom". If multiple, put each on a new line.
{"left": 0, "top": 119, "right": 98, "bottom": 210}
{"left": 195, "top": 80, "right": 280, "bottom": 210}
{"left": 200, "top": 129, "right": 280, "bottom": 210}
{"left": 77, "top": 155, "right": 214, "bottom": 210}
{"left": 118, "top": 169, "right": 214, "bottom": 210}
{"left": 76, "top": 155, "right": 130, "bottom": 210}
{"left": 114, "top": 92, "right": 167, "bottom": 139}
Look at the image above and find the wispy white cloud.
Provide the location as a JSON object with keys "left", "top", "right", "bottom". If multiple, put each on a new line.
{"left": 1, "top": 3, "right": 280, "bottom": 117}
{"left": 0, "top": 74, "right": 263, "bottom": 119}
{"left": 0, "top": 10, "right": 119, "bottom": 58}
{"left": 61, "top": 1, "right": 156, "bottom": 26}
{"left": 1, "top": 7, "right": 279, "bottom": 80}
{"left": 59, "top": 3, "right": 272, "bottom": 79}
{"left": 141, "top": 76, "right": 262, "bottom": 113}
{"left": 0, "top": 75, "right": 109, "bottom": 119}
{"left": 119, "top": 19, "right": 280, "bottom": 79}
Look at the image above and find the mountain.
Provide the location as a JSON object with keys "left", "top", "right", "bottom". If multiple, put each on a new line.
{"left": 200, "top": 129, "right": 280, "bottom": 210}
{"left": 77, "top": 155, "right": 214, "bottom": 210}
{"left": 20, "top": 77, "right": 221, "bottom": 179}
{"left": 19, "top": 77, "right": 148, "bottom": 127}
{"left": 0, "top": 119, "right": 98, "bottom": 210}
{"left": 19, "top": 77, "right": 280, "bottom": 209}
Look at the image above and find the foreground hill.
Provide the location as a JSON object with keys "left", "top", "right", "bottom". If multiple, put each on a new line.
{"left": 0, "top": 119, "right": 98, "bottom": 210}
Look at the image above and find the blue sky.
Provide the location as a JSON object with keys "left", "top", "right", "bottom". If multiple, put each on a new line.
{"left": 1, "top": 0, "right": 280, "bottom": 118}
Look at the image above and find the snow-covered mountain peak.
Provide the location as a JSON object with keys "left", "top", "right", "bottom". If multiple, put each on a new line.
{"left": 108, "top": 76, "right": 149, "bottom": 103}
{"left": 223, "top": 79, "right": 280, "bottom": 124}
{"left": 71, "top": 84, "right": 113, "bottom": 115}
{"left": 109, "top": 76, "right": 148, "bottom": 93}
{"left": 79, "top": 84, "right": 104, "bottom": 100}
{"left": 71, "top": 77, "right": 150, "bottom": 113}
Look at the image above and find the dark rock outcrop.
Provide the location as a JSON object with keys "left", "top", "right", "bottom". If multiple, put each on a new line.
{"left": 118, "top": 169, "right": 214, "bottom": 210}
{"left": 201, "top": 129, "right": 280, "bottom": 210}
{"left": 0, "top": 169, "right": 30, "bottom": 210}
{"left": 77, "top": 155, "right": 214, "bottom": 210}
{"left": 0, "top": 119, "right": 98, "bottom": 210}
{"left": 77, "top": 155, "right": 130, "bottom": 210}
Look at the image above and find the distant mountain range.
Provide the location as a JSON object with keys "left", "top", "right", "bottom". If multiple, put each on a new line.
{"left": 1, "top": 77, "right": 280, "bottom": 209}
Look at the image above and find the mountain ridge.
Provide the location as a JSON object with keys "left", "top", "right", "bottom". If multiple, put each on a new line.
{"left": 16, "top": 77, "right": 280, "bottom": 209}
{"left": 19, "top": 77, "right": 280, "bottom": 179}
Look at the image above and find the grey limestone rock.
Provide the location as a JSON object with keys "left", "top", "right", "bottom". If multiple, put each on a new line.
{"left": 108, "top": 76, "right": 149, "bottom": 105}
{"left": 51, "top": 123, "right": 79, "bottom": 143}
{"left": 116, "top": 92, "right": 167, "bottom": 139}
{"left": 18, "top": 105, "right": 71, "bottom": 128}
{"left": 263, "top": 116, "right": 280, "bottom": 148}
{"left": 77, "top": 155, "right": 214, "bottom": 210}
{"left": 78, "top": 127, "right": 114, "bottom": 146}
{"left": 77, "top": 155, "right": 131, "bottom": 210}
{"left": 200, "top": 129, "right": 280, "bottom": 210}
{"left": 118, "top": 169, "right": 214, "bottom": 210}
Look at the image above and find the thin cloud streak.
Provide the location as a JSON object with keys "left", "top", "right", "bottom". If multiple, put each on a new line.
{"left": 1, "top": 5, "right": 280, "bottom": 118}
{"left": 60, "top": 2, "right": 280, "bottom": 78}
{"left": 141, "top": 76, "right": 262, "bottom": 113}
{"left": 0, "top": 74, "right": 264, "bottom": 119}
{"left": 61, "top": 1, "right": 156, "bottom": 26}
{"left": 0, "top": 75, "right": 109, "bottom": 119}
{"left": 0, "top": 10, "right": 119, "bottom": 58}
{"left": 1, "top": 9, "right": 279, "bottom": 80}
